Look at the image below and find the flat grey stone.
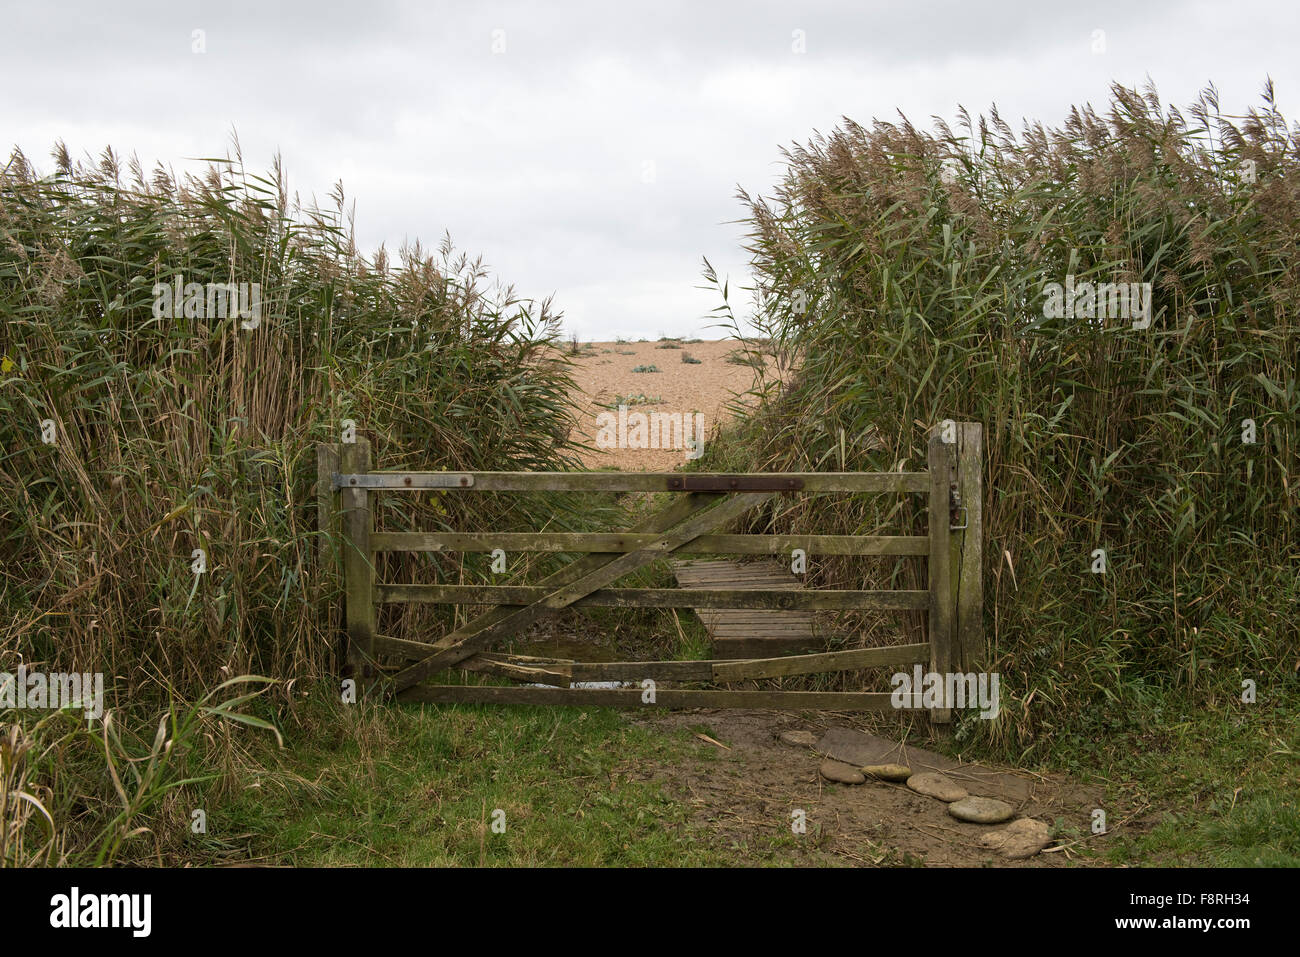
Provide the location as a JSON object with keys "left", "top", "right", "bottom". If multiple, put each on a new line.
{"left": 820, "top": 759, "right": 866, "bottom": 785}
{"left": 779, "top": 730, "right": 819, "bottom": 748}
{"left": 862, "top": 763, "right": 912, "bottom": 782}
{"left": 979, "top": 818, "right": 1051, "bottom": 858}
{"left": 817, "top": 727, "right": 1036, "bottom": 802}
{"left": 906, "top": 772, "right": 968, "bottom": 802}
{"left": 949, "top": 796, "right": 1016, "bottom": 824}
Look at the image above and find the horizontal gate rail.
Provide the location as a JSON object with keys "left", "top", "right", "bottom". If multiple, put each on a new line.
{"left": 319, "top": 422, "right": 985, "bottom": 719}
{"left": 371, "top": 639, "right": 930, "bottom": 686}
{"left": 371, "top": 531, "right": 929, "bottom": 556}
{"left": 334, "top": 470, "right": 928, "bottom": 493}
{"left": 374, "top": 584, "right": 930, "bottom": 610}
{"left": 370, "top": 641, "right": 930, "bottom": 683}
{"left": 398, "top": 686, "right": 899, "bottom": 710}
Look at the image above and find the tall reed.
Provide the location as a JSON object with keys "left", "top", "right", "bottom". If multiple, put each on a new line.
{"left": 705, "top": 81, "right": 1299, "bottom": 755}
{"left": 0, "top": 143, "right": 586, "bottom": 860}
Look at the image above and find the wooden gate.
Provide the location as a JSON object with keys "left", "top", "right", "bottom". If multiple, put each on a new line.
{"left": 317, "top": 422, "right": 983, "bottom": 721}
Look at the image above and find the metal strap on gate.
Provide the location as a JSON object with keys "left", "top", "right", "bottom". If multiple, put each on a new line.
{"left": 332, "top": 473, "right": 475, "bottom": 490}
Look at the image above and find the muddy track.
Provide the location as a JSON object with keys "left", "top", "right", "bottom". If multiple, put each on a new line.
{"left": 628, "top": 711, "right": 1110, "bottom": 866}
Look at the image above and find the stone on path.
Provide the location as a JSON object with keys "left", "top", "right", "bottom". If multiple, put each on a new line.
{"left": 979, "top": 818, "right": 1052, "bottom": 858}
{"left": 862, "top": 763, "right": 911, "bottom": 782}
{"left": 948, "top": 796, "right": 1016, "bottom": 824}
{"left": 779, "top": 730, "right": 819, "bottom": 748}
{"left": 906, "top": 772, "right": 968, "bottom": 803}
{"left": 820, "top": 759, "right": 866, "bottom": 785}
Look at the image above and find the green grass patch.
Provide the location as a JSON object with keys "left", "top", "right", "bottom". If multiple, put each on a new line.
{"left": 221, "top": 692, "right": 739, "bottom": 867}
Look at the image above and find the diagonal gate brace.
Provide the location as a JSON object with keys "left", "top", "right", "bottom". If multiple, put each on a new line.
{"left": 391, "top": 491, "right": 771, "bottom": 694}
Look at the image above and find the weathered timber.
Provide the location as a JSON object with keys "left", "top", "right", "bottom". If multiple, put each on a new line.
{"left": 710, "top": 643, "right": 931, "bottom": 680}
{"left": 673, "top": 558, "right": 825, "bottom": 659}
{"left": 374, "top": 584, "right": 929, "bottom": 610}
{"left": 377, "top": 492, "right": 718, "bottom": 685}
{"left": 351, "top": 471, "right": 927, "bottom": 493}
{"left": 369, "top": 531, "right": 928, "bottom": 556}
{"left": 666, "top": 475, "right": 804, "bottom": 491}
{"left": 340, "top": 439, "right": 376, "bottom": 675}
{"left": 333, "top": 472, "right": 474, "bottom": 490}
{"left": 372, "top": 636, "right": 573, "bottom": 685}
{"left": 928, "top": 431, "right": 956, "bottom": 723}
{"left": 956, "top": 422, "right": 985, "bottom": 672}
{"left": 390, "top": 492, "right": 770, "bottom": 691}
{"left": 397, "top": 685, "right": 898, "bottom": 710}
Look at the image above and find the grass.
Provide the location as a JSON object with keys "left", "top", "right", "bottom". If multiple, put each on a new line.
{"left": 6, "top": 81, "right": 1298, "bottom": 869}
{"left": 0, "top": 143, "right": 587, "bottom": 864}
{"left": 602, "top": 393, "right": 663, "bottom": 409}
{"left": 1056, "top": 689, "right": 1300, "bottom": 867}
{"left": 220, "top": 688, "right": 740, "bottom": 867}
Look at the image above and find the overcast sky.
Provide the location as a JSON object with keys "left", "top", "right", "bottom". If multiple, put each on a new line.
{"left": 2, "top": 1, "right": 1296, "bottom": 339}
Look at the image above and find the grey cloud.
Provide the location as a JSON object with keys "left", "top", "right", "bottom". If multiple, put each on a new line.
{"left": 3, "top": 0, "right": 1295, "bottom": 337}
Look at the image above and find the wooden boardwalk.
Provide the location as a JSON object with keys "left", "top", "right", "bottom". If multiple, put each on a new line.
{"left": 671, "top": 559, "right": 824, "bottom": 659}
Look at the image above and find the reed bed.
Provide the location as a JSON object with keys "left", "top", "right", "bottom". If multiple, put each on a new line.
{"left": 702, "top": 82, "right": 1299, "bottom": 755}
{"left": 0, "top": 143, "right": 587, "bottom": 862}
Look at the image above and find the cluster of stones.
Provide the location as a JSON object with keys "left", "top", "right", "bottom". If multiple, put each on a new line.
{"left": 811, "top": 755, "right": 1051, "bottom": 859}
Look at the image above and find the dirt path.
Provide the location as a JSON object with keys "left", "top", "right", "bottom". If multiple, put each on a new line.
{"left": 559, "top": 339, "right": 1106, "bottom": 866}
{"left": 628, "top": 711, "right": 1110, "bottom": 866}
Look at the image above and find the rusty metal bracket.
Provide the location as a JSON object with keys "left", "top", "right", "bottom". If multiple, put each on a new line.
{"left": 332, "top": 473, "right": 475, "bottom": 490}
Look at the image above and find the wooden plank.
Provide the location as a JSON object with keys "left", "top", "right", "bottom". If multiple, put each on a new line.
{"left": 372, "top": 636, "right": 573, "bottom": 685}
{"left": 397, "top": 685, "right": 898, "bottom": 710}
{"left": 956, "top": 422, "right": 985, "bottom": 673}
{"left": 713, "top": 638, "right": 823, "bottom": 658}
{"left": 665, "top": 475, "right": 804, "bottom": 491}
{"left": 364, "top": 471, "right": 928, "bottom": 494}
{"left": 390, "top": 492, "right": 771, "bottom": 691}
{"left": 673, "top": 571, "right": 802, "bottom": 585}
{"left": 711, "top": 643, "right": 932, "bottom": 680}
{"left": 567, "top": 660, "right": 716, "bottom": 681}
{"left": 928, "top": 430, "right": 956, "bottom": 723}
{"left": 340, "top": 438, "right": 375, "bottom": 676}
{"left": 375, "top": 584, "right": 929, "bottom": 611}
{"left": 674, "top": 557, "right": 821, "bottom": 657}
{"left": 370, "top": 531, "right": 929, "bottom": 557}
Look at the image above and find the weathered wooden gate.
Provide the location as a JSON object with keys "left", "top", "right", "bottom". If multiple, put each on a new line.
{"left": 317, "top": 422, "right": 983, "bottom": 721}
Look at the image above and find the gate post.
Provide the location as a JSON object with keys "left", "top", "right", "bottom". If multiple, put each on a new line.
{"left": 927, "top": 429, "right": 957, "bottom": 723}
{"left": 340, "top": 437, "right": 376, "bottom": 677}
{"left": 954, "top": 423, "right": 984, "bottom": 674}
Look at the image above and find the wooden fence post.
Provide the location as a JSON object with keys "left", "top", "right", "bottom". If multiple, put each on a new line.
{"left": 317, "top": 442, "right": 343, "bottom": 663}
{"left": 955, "top": 423, "right": 985, "bottom": 674}
{"left": 927, "top": 428, "right": 957, "bottom": 723}
{"left": 340, "top": 437, "right": 376, "bottom": 678}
